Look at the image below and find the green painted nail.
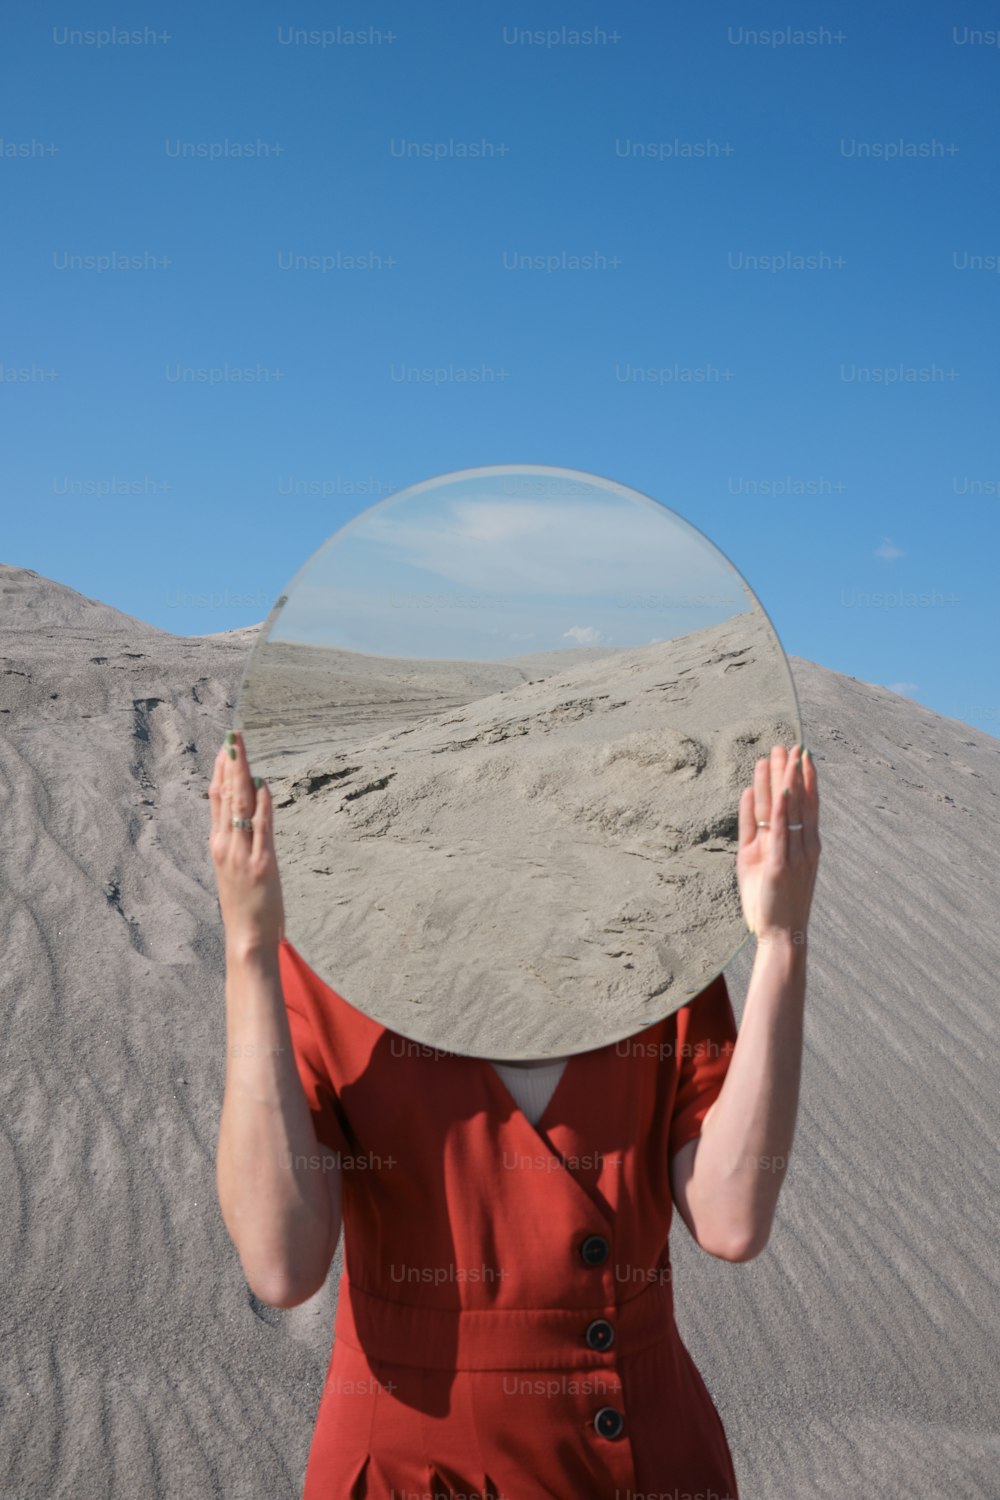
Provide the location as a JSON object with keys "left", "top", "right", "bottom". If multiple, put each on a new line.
{"left": 227, "top": 746, "right": 236, "bottom": 760}
{"left": 225, "top": 730, "right": 236, "bottom": 745}
{"left": 252, "top": 775, "right": 263, "bottom": 789}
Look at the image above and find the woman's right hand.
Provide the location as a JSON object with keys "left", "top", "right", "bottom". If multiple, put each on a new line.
{"left": 209, "top": 730, "right": 285, "bottom": 954}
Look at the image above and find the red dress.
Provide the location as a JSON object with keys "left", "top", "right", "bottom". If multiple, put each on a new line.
{"left": 278, "top": 936, "right": 741, "bottom": 1499}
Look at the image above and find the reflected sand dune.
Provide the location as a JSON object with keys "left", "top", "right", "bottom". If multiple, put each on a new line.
{"left": 240, "top": 638, "right": 622, "bottom": 764}
{"left": 239, "top": 609, "right": 797, "bottom": 1056}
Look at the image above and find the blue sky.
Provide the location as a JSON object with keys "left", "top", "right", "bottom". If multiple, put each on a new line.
{"left": 2, "top": 3, "right": 998, "bottom": 734}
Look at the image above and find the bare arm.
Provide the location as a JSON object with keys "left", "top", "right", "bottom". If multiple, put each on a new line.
{"left": 209, "top": 733, "right": 342, "bottom": 1308}
{"left": 216, "top": 937, "right": 342, "bottom": 1308}
{"left": 671, "top": 742, "right": 820, "bottom": 1262}
{"left": 670, "top": 935, "right": 806, "bottom": 1260}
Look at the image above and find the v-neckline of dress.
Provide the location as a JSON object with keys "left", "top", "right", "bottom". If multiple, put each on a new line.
{"left": 476, "top": 1046, "right": 618, "bottom": 1227}
{"left": 480, "top": 1051, "right": 578, "bottom": 1143}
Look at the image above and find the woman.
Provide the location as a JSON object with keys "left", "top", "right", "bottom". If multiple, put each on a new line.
{"left": 213, "top": 731, "right": 820, "bottom": 1498}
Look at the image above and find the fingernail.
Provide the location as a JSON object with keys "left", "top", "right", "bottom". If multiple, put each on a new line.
{"left": 783, "top": 787, "right": 790, "bottom": 798}
{"left": 225, "top": 730, "right": 236, "bottom": 745}
{"left": 252, "top": 775, "right": 263, "bottom": 789}
{"left": 227, "top": 746, "right": 236, "bottom": 760}
{"left": 803, "top": 747, "right": 811, "bottom": 760}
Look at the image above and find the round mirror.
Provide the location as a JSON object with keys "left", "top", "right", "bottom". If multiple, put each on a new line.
{"left": 234, "top": 465, "right": 801, "bottom": 1059}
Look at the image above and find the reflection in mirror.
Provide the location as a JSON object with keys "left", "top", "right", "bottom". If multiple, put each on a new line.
{"left": 235, "top": 466, "right": 801, "bottom": 1059}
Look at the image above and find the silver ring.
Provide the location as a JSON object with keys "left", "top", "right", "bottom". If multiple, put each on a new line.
{"left": 231, "top": 816, "right": 253, "bottom": 831}
{"left": 756, "top": 821, "right": 770, "bottom": 828}
{"left": 788, "top": 822, "right": 804, "bottom": 831}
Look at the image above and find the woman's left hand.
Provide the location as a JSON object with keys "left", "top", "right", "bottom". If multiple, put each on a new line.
{"left": 736, "top": 744, "right": 821, "bottom": 942}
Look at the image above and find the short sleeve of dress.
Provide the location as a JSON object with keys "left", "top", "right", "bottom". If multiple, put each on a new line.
{"left": 668, "top": 972, "right": 739, "bottom": 1162}
{"left": 278, "top": 938, "right": 352, "bottom": 1159}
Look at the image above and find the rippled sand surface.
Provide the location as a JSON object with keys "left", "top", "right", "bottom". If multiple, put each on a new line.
{"left": 2, "top": 562, "right": 997, "bottom": 1498}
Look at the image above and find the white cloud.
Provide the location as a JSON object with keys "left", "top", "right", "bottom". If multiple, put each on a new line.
{"left": 875, "top": 536, "right": 904, "bottom": 560}
{"left": 357, "top": 492, "right": 749, "bottom": 599}
{"left": 563, "top": 625, "right": 603, "bottom": 645}
{"left": 886, "top": 681, "right": 918, "bottom": 696}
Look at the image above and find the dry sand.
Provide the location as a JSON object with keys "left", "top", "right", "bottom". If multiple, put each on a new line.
{"left": 238, "top": 611, "right": 800, "bottom": 1056}
{"left": 1, "top": 561, "right": 998, "bottom": 1498}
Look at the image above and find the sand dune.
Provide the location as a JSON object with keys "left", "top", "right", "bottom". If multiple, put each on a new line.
{"left": 1, "top": 561, "right": 997, "bottom": 1498}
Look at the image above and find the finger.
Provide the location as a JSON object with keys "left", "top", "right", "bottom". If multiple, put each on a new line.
{"left": 219, "top": 733, "right": 247, "bottom": 846}
{"left": 770, "top": 743, "right": 789, "bottom": 812}
{"left": 800, "top": 748, "right": 821, "bottom": 857}
{"left": 753, "top": 755, "right": 771, "bottom": 830}
{"left": 226, "top": 729, "right": 254, "bottom": 822}
{"left": 768, "top": 776, "right": 790, "bottom": 871}
{"left": 208, "top": 744, "right": 226, "bottom": 838}
{"left": 785, "top": 746, "right": 805, "bottom": 860}
{"left": 219, "top": 756, "right": 235, "bottom": 849}
{"left": 738, "top": 784, "right": 757, "bottom": 848}
{"left": 251, "top": 777, "right": 273, "bottom": 863}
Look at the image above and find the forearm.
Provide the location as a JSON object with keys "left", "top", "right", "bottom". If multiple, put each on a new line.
{"left": 686, "top": 936, "right": 807, "bottom": 1257}
{"left": 215, "top": 940, "right": 341, "bottom": 1305}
